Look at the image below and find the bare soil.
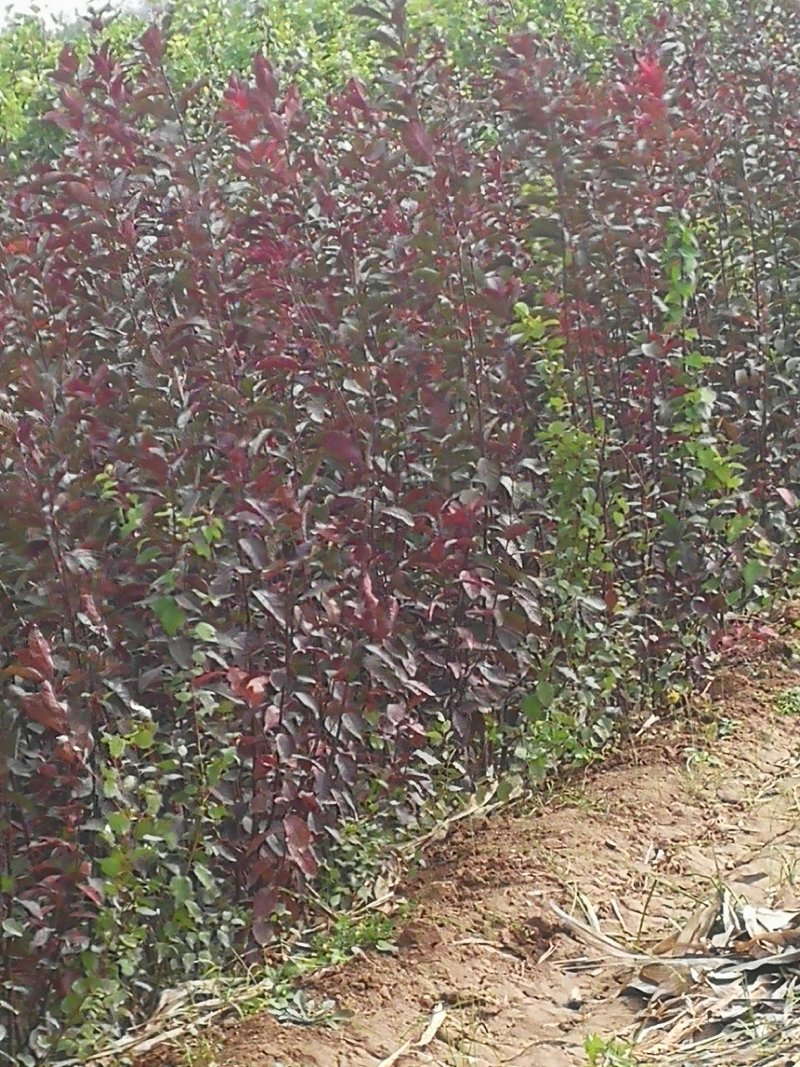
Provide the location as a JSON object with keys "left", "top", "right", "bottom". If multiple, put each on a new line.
{"left": 140, "top": 654, "right": 800, "bottom": 1067}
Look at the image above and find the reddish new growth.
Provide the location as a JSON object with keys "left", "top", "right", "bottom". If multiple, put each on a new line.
{"left": 636, "top": 53, "right": 666, "bottom": 98}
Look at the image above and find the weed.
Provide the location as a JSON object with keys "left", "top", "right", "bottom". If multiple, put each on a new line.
{"left": 241, "top": 906, "right": 403, "bottom": 1027}
{"left": 437, "top": 1005, "right": 492, "bottom": 1066}
{"left": 778, "top": 849, "right": 800, "bottom": 889}
{"left": 555, "top": 788, "right": 607, "bottom": 814}
{"left": 584, "top": 1034, "right": 639, "bottom": 1066}
{"left": 267, "top": 988, "right": 346, "bottom": 1027}
{"left": 684, "top": 747, "right": 723, "bottom": 773}
{"left": 774, "top": 688, "right": 800, "bottom": 716}
{"left": 178, "top": 1035, "right": 218, "bottom": 1067}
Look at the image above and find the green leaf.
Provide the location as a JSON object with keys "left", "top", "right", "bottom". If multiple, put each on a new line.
{"left": 522, "top": 693, "right": 545, "bottom": 721}
{"left": 107, "top": 812, "right": 130, "bottom": 836}
{"left": 130, "top": 724, "right": 155, "bottom": 750}
{"left": 171, "top": 874, "right": 193, "bottom": 906}
{"left": 526, "top": 218, "right": 563, "bottom": 241}
{"left": 193, "top": 621, "right": 217, "bottom": 642}
{"left": 152, "top": 596, "right": 185, "bottom": 637}
{"left": 194, "top": 863, "right": 217, "bottom": 894}
{"left": 105, "top": 734, "right": 126, "bottom": 759}
{"left": 581, "top": 596, "right": 607, "bottom": 613}
{"left": 136, "top": 545, "right": 162, "bottom": 564}
{"left": 99, "top": 852, "right": 124, "bottom": 878}
{"left": 535, "top": 680, "right": 556, "bottom": 709}
{"left": 2, "top": 918, "right": 24, "bottom": 937}
{"left": 742, "top": 559, "right": 768, "bottom": 590}
{"left": 475, "top": 457, "right": 499, "bottom": 491}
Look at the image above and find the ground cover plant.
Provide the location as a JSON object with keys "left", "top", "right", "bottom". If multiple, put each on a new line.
{"left": 2, "top": 0, "right": 800, "bottom": 1060}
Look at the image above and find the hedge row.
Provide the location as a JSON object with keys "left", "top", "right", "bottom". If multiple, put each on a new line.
{"left": 2, "top": 1, "right": 799, "bottom": 1059}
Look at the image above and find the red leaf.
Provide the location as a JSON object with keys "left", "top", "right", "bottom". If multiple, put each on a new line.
{"left": 20, "top": 682, "right": 69, "bottom": 733}
{"left": 253, "top": 54, "right": 278, "bottom": 101}
{"left": 53, "top": 738, "right": 85, "bottom": 765}
{"left": 354, "top": 573, "right": 399, "bottom": 640}
{"left": 503, "top": 522, "right": 528, "bottom": 539}
{"left": 227, "top": 113, "right": 260, "bottom": 143}
{"left": 4, "top": 237, "right": 31, "bottom": 255}
{"left": 78, "top": 881, "right": 104, "bottom": 906}
{"left": 227, "top": 666, "right": 250, "bottom": 699}
{"left": 254, "top": 355, "right": 301, "bottom": 372}
{"left": 60, "top": 87, "right": 85, "bottom": 120}
{"left": 54, "top": 44, "right": 79, "bottom": 82}
{"left": 284, "top": 812, "right": 310, "bottom": 853}
{"left": 26, "top": 627, "right": 55, "bottom": 680}
{"left": 224, "top": 78, "right": 250, "bottom": 111}
{"left": 227, "top": 667, "right": 270, "bottom": 708}
{"left": 320, "top": 430, "right": 363, "bottom": 469}
{"left": 253, "top": 885, "right": 278, "bottom": 920}
{"left": 247, "top": 676, "right": 270, "bottom": 703}
{"left": 64, "top": 182, "right": 106, "bottom": 213}
{"left": 192, "top": 670, "right": 226, "bottom": 688}
{"left": 401, "top": 120, "right": 436, "bottom": 165}
{"left": 459, "top": 569, "right": 492, "bottom": 601}
{"left": 79, "top": 593, "right": 107, "bottom": 636}
{"left": 284, "top": 813, "right": 317, "bottom": 876}
{"left": 635, "top": 54, "right": 666, "bottom": 97}
{"left": 141, "top": 25, "right": 164, "bottom": 64}
{"left": 346, "top": 77, "right": 370, "bottom": 114}
{"left": 264, "top": 111, "right": 287, "bottom": 141}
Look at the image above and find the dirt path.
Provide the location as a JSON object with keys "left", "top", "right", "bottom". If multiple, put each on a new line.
{"left": 149, "top": 655, "right": 800, "bottom": 1067}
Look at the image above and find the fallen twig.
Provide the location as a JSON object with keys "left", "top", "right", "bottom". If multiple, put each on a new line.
{"left": 374, "top": 1002, "right": 448, "bottom": 1067}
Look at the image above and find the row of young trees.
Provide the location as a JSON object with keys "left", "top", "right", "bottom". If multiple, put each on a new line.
{"left": 0, "top": 0, "right": 714, "bottom": 160}
{"left": 2, "top": 0, "right": 799, "bottom": 1060}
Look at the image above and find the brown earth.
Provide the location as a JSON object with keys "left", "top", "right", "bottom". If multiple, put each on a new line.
{"left": 137, "top": 652, "right": 800, "bottom": 1067}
